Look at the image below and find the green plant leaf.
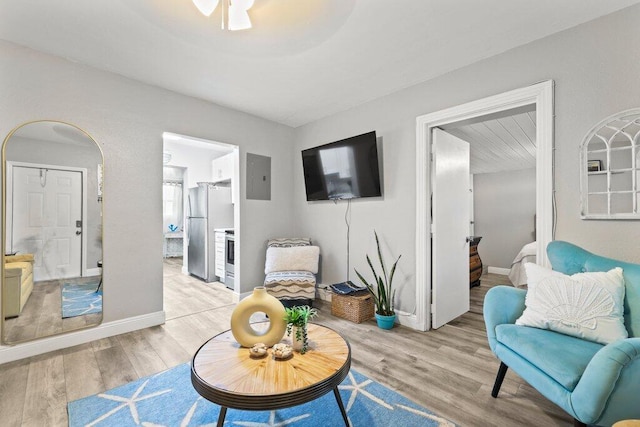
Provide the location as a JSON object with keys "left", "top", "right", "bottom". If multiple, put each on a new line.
{"left": 355, "top": 268, "right": 381, "bottom": 308}
{"left": 374, "top": 231, "right": 389, "bottom": 285}
{"left": 354, "top": 268, "right": 369, "bottom": 288}
{"left": 357, "top": 231, "right": 401, "bottom": 317}
{"left": 366, "top": 254, "right": 379, "bottom": 285}
{"left": 388, "top": 255, "right": 401, "bottom": 289}
{"left": 284, "top": 305, "right": 317, "bottom": 327}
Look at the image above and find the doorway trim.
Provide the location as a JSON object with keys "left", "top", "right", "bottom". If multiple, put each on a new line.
{"left": 6, "top": 161, "right": 89, "bottom": 277}
{"left": 162, "top": 132, "right": 241, "bottom": 295}
{"left": 412, "top": 80, "right": 554, "bottom": 331}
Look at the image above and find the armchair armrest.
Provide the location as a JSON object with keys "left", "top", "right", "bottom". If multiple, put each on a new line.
{"left": 4, "top": 266, "right": 23, "bottom": 278}
{"left": 5, "top": 253, "right": 34, "bottom": 263}
{"left": 483, "top": 286, "right": 526, "bottom": 353}
{"left": 571, "top": 338, "right": 640, "bottom": 424}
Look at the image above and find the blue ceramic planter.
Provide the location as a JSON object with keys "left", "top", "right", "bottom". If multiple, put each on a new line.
{"left": 375, "top": 313, "right": 396, "bottom": 330}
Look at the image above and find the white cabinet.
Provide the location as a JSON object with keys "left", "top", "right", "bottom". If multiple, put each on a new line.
{"left": 163, "top": 232, "right": 184, "bottom": 258}
{"left": 212, "top": 152, "right": 237, "bottom": 204}
{"left": 214, "top": 230, "right": 226, "bottom": 282}
{"left": 212, "top": 152, "right": 234, "bottom": 183}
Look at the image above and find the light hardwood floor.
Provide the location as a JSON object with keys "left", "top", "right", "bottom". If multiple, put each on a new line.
{"left": 0, "top": 264, "right": 572, "bottom": 426}
{"left": 3, "top": 277, "right": 102, "bottom": 343}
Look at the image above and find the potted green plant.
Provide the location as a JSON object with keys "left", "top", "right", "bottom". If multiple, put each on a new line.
{"left": 283, "top": 305, "right": 317, "bottom": 354}
{"left": 354, "top": 231, "right": 401, "bottom": 329}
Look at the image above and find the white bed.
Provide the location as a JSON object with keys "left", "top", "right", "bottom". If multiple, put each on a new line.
{"left": 508, "top": 241, "right": 537, "bottom": 287}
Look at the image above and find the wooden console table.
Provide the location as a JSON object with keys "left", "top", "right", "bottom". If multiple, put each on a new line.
{"left": 191, "top": 323, "right": 351, "bottom": 426}
{"left": 469, "top": 236, "right": 482, "bottom": 288}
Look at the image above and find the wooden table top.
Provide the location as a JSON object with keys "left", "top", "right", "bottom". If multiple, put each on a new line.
{"left": 191, "top": 323, "right": 351, "bottom": 410}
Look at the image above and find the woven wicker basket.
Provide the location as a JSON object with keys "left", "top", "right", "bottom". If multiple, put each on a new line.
{"left": 331, "top": 292, "right": 374, "bottom": 323}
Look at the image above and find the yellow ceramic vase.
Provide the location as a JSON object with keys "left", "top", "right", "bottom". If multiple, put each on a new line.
{"left": 230, "top": 286, "right": 287, "bottom": 347}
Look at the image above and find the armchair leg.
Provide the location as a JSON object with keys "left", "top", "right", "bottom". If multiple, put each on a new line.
{"left": 573, "top": 420, "right": 586, "bottom": 427}
{"left": 491, "top": 362, "right": 508, "bottom": 398}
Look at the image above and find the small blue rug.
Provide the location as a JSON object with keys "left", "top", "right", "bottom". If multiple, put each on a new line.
{"left": 61, "top": 282, "right": 102, "bottom": 318}
{"left": 68, "top": 363, "right": 455, "bottom": 426}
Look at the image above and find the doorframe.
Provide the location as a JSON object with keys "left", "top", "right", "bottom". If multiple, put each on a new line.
{"left": 6, "top": 161, "right": 89, "bottom": 277}
{"left": 162, "top": 132, "right": 241, "bottom": 295}
{"left": 413, "top": 80, "right": 554, "bottom": 331}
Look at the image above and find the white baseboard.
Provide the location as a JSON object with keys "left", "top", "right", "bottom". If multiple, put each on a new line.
{"left": 397, "top": 312, "right": 420, "bottom": 330}
{"left": 232, "top": 293, "right": 239, "bottom": 303}
{"left": 488, "top": 266, "right": 511, "bottom": 275}
{"left": 0, "top": 311, "right": 165, "bottom": 365}
{"left": 86, "top": 267, "right": 101, "bottom": 277}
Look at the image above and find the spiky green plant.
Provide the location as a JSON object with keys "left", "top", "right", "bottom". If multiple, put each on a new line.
{"left": 283, "top": 305, "right": 317, "bottom": 354}
{"left": 354, "top": 231, "right": 401, "bottom": 316}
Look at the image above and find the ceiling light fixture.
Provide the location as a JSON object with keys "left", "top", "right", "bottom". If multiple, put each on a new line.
{"left": 192, "top": 0, "right": 255, "bottom": 31}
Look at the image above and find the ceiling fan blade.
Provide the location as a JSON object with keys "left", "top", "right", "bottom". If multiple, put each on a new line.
{"left": 228, "top": 0, "right": 254, "bottom": 31}
{"left": 192, "top": 0, "right": 220, "bottom": 17}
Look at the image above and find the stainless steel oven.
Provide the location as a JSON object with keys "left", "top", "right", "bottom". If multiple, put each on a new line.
{"left": 225, "top": 230, "right": 235, "bottom": 290}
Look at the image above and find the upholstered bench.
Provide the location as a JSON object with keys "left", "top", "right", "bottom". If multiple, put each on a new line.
{"left": 3, "top": 253, "right": 35, "bottom": 318}
{"left": 263, "top": 238, "right": 319, "bottom": 307}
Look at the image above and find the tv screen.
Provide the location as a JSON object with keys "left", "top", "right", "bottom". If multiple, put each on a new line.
{"left": 301, "top": 131, "right": 382, "bottom": 201}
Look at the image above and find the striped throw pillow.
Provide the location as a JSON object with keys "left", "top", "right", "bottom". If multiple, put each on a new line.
{"left": 267, "top": 238, "right": 311, "bottom": 248}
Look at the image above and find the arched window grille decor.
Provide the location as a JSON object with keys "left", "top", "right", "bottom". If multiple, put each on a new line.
{"left": 580, "top": 109, "right": 640, "bottom": 219}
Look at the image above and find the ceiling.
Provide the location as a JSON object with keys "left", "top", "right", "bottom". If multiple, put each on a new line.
{"left": 1, "top": 0, "right": 638, "bottom": 127}
{"left": 443, "top": 107, "right": 537, "bottom": 175}
{"left": 163, "top": 132, "right": 233, "bottom": 158}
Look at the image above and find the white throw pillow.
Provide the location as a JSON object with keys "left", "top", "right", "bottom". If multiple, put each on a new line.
{"left": 515, "top": 263, "right": 628, "bottom": 345}
{"left": 264, "top": 246, "right": 320, "bottom": 274}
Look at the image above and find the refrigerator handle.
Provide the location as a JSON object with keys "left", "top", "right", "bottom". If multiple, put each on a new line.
{"left": 185, "top": 195, "right": 191, "bottom": 244}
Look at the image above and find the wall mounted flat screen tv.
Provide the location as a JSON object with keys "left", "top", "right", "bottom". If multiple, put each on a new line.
{"left": 301, "top": 131, "right": 382, "bottom": 201}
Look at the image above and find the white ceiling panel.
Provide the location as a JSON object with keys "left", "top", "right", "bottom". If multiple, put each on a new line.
{"left": 446, "top": 111, "right": 537, "bottom": 174}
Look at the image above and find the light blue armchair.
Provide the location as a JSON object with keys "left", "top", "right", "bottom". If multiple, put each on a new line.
{"left": 484, "top": 241, "right": 640, "bottom": 426}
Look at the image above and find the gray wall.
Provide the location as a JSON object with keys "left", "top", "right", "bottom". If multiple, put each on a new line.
{"left": 292, "top": 5, "right": 640, "bottom": 313}
{"left": 473, "top": 168, "right": 536, "bottom": 269}
{"left": 0, "top": 40, "right": 295, "bottom": 352}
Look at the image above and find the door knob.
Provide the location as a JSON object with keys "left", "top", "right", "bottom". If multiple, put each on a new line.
{"left": 76, "top": 230, "right": 82, "bottom": 235}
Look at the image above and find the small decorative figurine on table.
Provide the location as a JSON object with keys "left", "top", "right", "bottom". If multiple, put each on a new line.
{"left": 272, "top": 343, "right": 293, "bottom": 360}
{"left": 249, "top": 343, "right": 268, "bottom": 358}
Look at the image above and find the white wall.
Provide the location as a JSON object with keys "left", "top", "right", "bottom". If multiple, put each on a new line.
{"left": 163, "top": 140, "right": 224, "bottom": 189}
{"left": 474, "top": 168, "right": 536, "bottom": 269}
{"left": 0, "top": 40, "right": 295, "bottom": 361}
{"left": 292, "top": 5, "right": 640, "bottom": 314}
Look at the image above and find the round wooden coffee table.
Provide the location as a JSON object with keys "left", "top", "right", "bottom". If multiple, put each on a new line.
{"left": 191, "top": 323, "right": 351, "bottom": 426}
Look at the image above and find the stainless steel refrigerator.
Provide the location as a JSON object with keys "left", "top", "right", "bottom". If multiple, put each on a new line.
{"left": 187, "top": 183, "right": 233, "bottom": 282}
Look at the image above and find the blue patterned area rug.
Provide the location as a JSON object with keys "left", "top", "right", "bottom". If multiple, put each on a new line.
{"left": 68, "top": 363, "right": 455, "bottom": 426}
{"left": 61, "top": 282, "right": 102, "bottom": 318}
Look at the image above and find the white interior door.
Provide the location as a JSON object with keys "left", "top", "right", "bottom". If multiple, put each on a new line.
{"left": 11, "top": 166, "right": 82, "bottom": 281}
{"left": 432, "top": 128, "right": 471, "bottom": 328}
